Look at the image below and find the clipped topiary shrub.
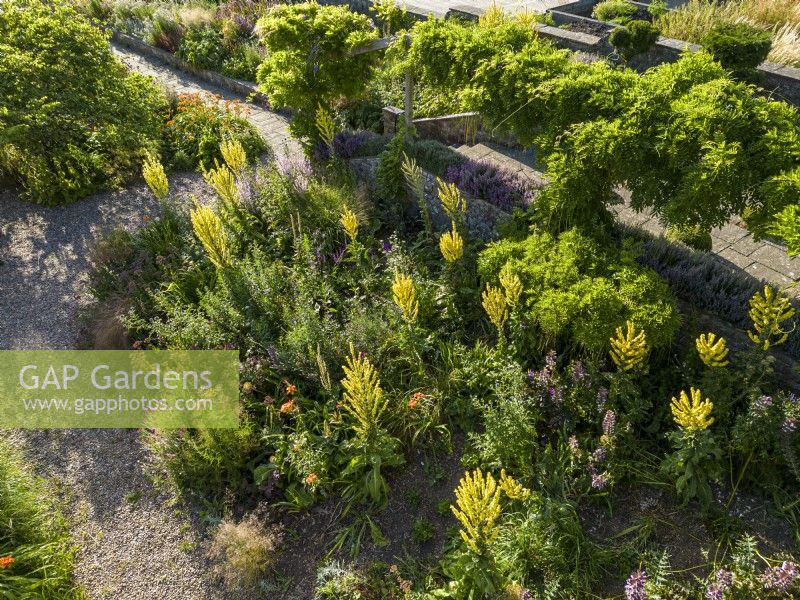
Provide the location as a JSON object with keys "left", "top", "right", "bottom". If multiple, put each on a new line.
{"left": 593, "top": 0, "right": 638, "bottom": 24}
{"left": 703, "top": 22, "right": 772, "bottom": 74}
{"left": 609, "top": 19, "right": 661, "bottom": 61}
{"left": 0, "top": 0, "right": 167, "bottom": 205}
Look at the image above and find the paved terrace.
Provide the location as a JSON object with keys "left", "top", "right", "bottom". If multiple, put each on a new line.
{"left": 401, "top": 0, "right": 582, "bottom": 18}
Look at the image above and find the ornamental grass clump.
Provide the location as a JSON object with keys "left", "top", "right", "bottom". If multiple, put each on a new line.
{"left": 142, "top": 153, "right": 169, "bottom": 200}
{"left": 747, "top": 285, "right": 795, "bottom": 349}
{"left": 696, "top": 332, "right": 730, "bottom": 368}
{"left": 191, "top": 202, "right": 231, "bottom": 269}
{"left": 663, "top": 387, "right": 721, "bottom": 508}
{"left": 392, "top": 273, "right": 419, "bottom": 323}
{"left": 610, "top": 321, "right": 648, "bottom": 371}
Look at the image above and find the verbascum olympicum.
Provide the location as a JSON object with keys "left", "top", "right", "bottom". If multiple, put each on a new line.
{"left": 315, "top": 104, "right": 336, "bottom": 152}
{"left": 191, "top": 203, "right": 230, "bottom": 269}
{"left": 696, "top": 333, "right": 729, "bottom": 368}
{"left": 451, "top": 469, "right": 502, "bottom": 555}
{"left": 142, "top": 153, "right": 169, "bottom": 200}
{"left": 439, "top": 227, "right": 464, "bottom": 263}
{"left": 436, "top": 177, "right": 466, "bottom": 223}
{"left": 499, "top": 262, "right": 523, "bottom": 307}
{"left": 340, "top": 208, "right": 359, "bottom": 241}
{"left": 204, "top": 163, "right": 240, "bottom": 205}
{"left": 220, "top": 138, "right": 247, "bottom": 176}
{"left": 499, "top": 469, "right": 530, "bottom": 501}
{"left": 747, "top": 286, "right": 795, "bottom": 350}
{"left": 671, "top": 388, "right": 714, "bottom": 431}
{"left": 392, "top": 273, "right": 419, "bottom": 323}
{"left": 482, "top": 285, "right": 508, "bottom": 332}
{"left": 341, "top": 343, "right": 387, "bottom": 440}
{"left": 609, "top": 321, "right": 648, "bottom": 371}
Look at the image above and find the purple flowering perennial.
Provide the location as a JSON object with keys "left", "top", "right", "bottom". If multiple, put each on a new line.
{"left": 445, "top": 158, "right": 536, "bottom": 212}
{"left": 763, "top": 561, "right": 798, "bottom": 593}
{"left": 625, "top": 569, "right": 647, "bottom": 600}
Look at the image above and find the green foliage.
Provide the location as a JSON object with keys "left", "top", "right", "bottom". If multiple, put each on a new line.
{"left": 256, "top": 3, "right": 380, "bottom": 145}
{"left": 593, "top": 0, "right": 638, "bottom": 23}
{"left": 647, "top": 0, "right": 668, "bottom": 19}
{"left": 609, "top": 20, "right": 661, "bottom": 61}
{"left": 177, "top": 24, "right": 227, "bottom": 71}
{"left": 376, "top": 130, "right": 406, "bottom": 202}
{"left": 661, "top": 428, "right": 723, "bottom": 509}
{"left": 770, "top": 203, "right": 800, "bottom": 255}
{"left": 0, "top": 440, "right": 82, "bottom": 599}
{"left": 163, "top": 93, "right": 266, "bottom": 171}
{"left": 478, "top": 229, "right": 680, "bottom": 353}
{"left": 372, "top": 0, "right": 415, "bottom": 35}
{"left": 665, "top": 223, "right": 713, "bottom": 251}
{"left": 704, "top": 21, "right": 773, "bottom": 75}
{"left": 0, "top": 0, "right": 166, "bottom": 204}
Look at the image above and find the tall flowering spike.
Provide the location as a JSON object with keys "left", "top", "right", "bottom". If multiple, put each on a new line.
{"left": 482, "top": 284, "right": 508, "bottom": 333}
{"left": 436, "top": 177, "right": 467, "bottom": 222}
{"left": 220, "top": 137, "right": 248, "bottom": 176}
{"left": 747, "top": 286, "right": 795, "bottom": 350}
{"left": 401, "top": 153, "right": 433, "bottom": 237}
{"left": 203, "top": 163, "right": 240, "bottom": 205}
{"left": 696, "top": 332, "right": 729, "bottom": 368}
{"left": 499, "top": 262, "right": 523, "bottom": 307}
{"left": 671, "top": 387, "right": 714, "bottom": 431}
{"left": 450, "top": 469, "right": 502, "bottom": 555}
{"left": 315, "top": 104, "right": 336, "bottom": 151}
{"left": 142, "top": 153, "right": 169, "bottom": 200}
{"left": 439, "top": 227, "right": 464, "bottom": 263}
{"left": 340, "top": 343, "right": 387, "bottom": 440}
{"left": 191, "top": 203, "right": 230, "bottom": 269}
{"left": 610, "top": 321, "right": 648, "bottom": 371}
{"left": 624, "top": 569, "right": 647, "bottom": 600}
{"left": 392, "top": 273, "right": 419, "bottom": 323}
{"left": 499, "top": 469, "right": 530, "bottom": 501}
{"left": 340, "top": 208, "right": 359, "bottom": 241}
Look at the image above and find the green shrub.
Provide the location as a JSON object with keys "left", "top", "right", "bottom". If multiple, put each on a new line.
{"left": 0, "top": 0, "right": 166, "bottom": 205}
{"left": 177, "top": 24, "right": 226, "bottom": 71}
{"left": 372, "top": 0, "right": 415, "bottom": 35}
{"left": 0, "top": 440, "right": 81, "bottom": 598}
{"left": 256, "top": 3, "right": 380, "bottom": 146}
{"left": 376, "top": 130, "right": 406, "bottom": 201}
{"left": 703, "top": 21, "right": 772, "bottom": 74}
{"left": 222, "top": 43, "right": 263, "bottom": 81}
{"left": 162, "top": 93, "right": 266, "bottom": 171}
{"left": 647, "top": 0, "right": 668, "bottom": 19}
{"left": 665, "top": 223, "right": 713, "bottom": 251}
{"left": 477, "top": 229, "right": 680, "bottom": 352}
{"left": 609, "top": 19, "right": 660, "bottom": 61}
{"left": 593, "top": 0, "right": 638, "bottom": 23}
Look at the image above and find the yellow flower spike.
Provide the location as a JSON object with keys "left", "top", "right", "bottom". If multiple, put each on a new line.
{"left": 439, "top": 227, "right": 464, "bottom": 263}
{"left": 609, "top": 320, "right": 648, "bottom": 371}
{"left": 340, "top": 208, "right": 359, "bottom": 241}
{"left": 142, "top": 153, "right": 169, "bottom": 200}
{"left": 499, "top": 469, "right": 530, "bottom": 501}
{"left": 219, "top": 137, "right": 248, "bottom": 176}
{"left": 450, "top": 469, "right": 502, "bottom": 556}
{"left": 482, "top": 284, "right": 508, "bottom": 333}
{"left": 747, "top": 286, "right": 795, "bottom": 350}
{"left": 670, "top": 388, "right": 714, "bottom": 431}
{"left": 191, "top": 202, "right": 230, "bottom": 269}
{"left": 315, "top": 104, "right": 336, "bottom": 151}
{"left": 203, "top": 163, "right": 240, "bottom": 205}
{"left": 499, "top": 262, "right": 523, "bottom": 307}
{"left": 340, "top": 343, "right": 387, "bottom": 441}
{"left": 436, "top": 177, "right": 467, "bottom": 223}
{"left": 392, "top": 273, "right": 419, "bottom": 323}
{"left": 696, "top": 333, "right": 729, "bottom": 368}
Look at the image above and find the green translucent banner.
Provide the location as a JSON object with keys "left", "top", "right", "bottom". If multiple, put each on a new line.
{"left": 0, "top": 351, "right": 240, "bottom": 428}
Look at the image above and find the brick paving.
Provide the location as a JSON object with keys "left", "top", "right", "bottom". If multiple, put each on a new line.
{"left": 455, "top": 142, "right": 800, "bottom": 293}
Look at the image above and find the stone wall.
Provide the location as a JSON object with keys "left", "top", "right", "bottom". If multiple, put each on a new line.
{"left": 383, "top": 106, "right": 516, "bottom": 146}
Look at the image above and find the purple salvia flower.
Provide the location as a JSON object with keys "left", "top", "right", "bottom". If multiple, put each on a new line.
{"left": 603, "top": 410, "right": 616, "bottom": 438}
{"left": 597, "top": 387, "right": 609, "bottom": 412}
{"left": 624, "top": 569, "right": 647, "bottom": 600}
{"left": 592, "top": 446, "right": 607, "bottom": 465}
{"left": 591, "top": 470, "right": 610, "bottom": 490}
{"left": 571, "top": 360, "right": 587, "bottom": 383}
{"left": 782, "top": 417, "right": 798, "bottom": 434}
{"left": 763, "top": 561, "right": 798, "bottom": 593}
{"left": 331, "top": 245, "right": 347, "bottom": 265}
{"left": 520, "top": 590, "right": 532, "bottom": 600}
{"left": 753, "top": 395, "right": 773, "bottom": 413}
{"left": 704, "top": 583, "right": 723, "bottom": 600}
{"left": 715, "top": 569, "right": 733, "bottom": 590}
{"left": 568, "top": 435, "right": 579, "bottom": 454}
{"left": 382, "top": 240, "right": 393, "bottom": 253}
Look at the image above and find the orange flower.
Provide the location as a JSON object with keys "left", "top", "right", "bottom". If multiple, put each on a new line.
{"left": 0, "top": 555, "right": 14, "bottom": 569}
{"left": 305, "top": 473, "right": 317, "bottom": 485}
{"left": 280, "top": 400, "right": 297, "bottom": 414}
{"left": 285, "top": 382, "right": 297, "bottom": 395}
{"left": 408, "top": 392, "right": 425, "bottom": 409}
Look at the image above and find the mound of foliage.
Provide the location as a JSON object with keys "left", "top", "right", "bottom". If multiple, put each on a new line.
{"left": 0, "top": 440, "right": 82, "bottom": 598}
{"left": 0, "top": 0, "right": 166, "bottom": 205}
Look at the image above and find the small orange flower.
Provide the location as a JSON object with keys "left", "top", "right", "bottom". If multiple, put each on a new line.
{"left": 280, "top": 400, "right": 297, "bottom": 414}
{"left": 408, "top": 392, "right": 425, "bottom": 409}
{"left": 0, "top": 555, "right": 14, "bottom": 569}
{"left": 285, "top": 382, "right": 297, "bottom": 395}
{"left": 305, "top": 473, "right": 318, "bottom": 485}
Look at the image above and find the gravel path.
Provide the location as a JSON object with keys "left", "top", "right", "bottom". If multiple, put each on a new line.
{"left": 0, "top": 44, "right": 301, "bottom": 600}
